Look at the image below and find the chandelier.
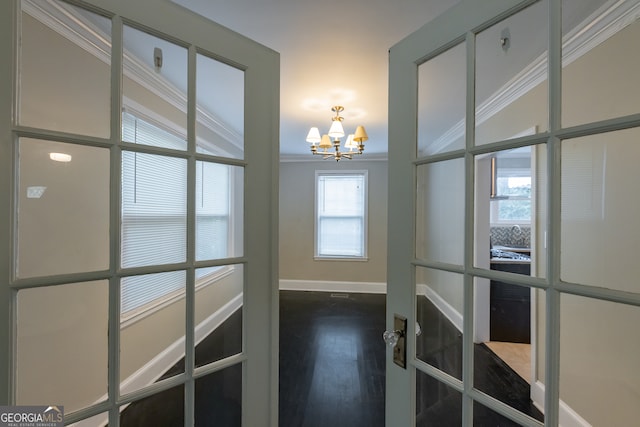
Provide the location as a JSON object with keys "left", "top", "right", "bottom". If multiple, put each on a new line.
{"left": 305, "top": 106, "right": 369, "bottom": 161}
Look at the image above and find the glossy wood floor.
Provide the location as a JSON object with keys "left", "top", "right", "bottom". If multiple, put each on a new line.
{"left": 119, "top": 291, "right": 542, "bottom": 426}
{"left": 279, "top": 291, "right": 387, "bottom": 427}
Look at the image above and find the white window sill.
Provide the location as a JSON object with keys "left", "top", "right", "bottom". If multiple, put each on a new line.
{"left": 313, "top": 256, "right": 369, "bottom": 262}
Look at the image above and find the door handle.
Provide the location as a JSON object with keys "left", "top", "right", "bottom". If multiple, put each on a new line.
{"left": 383, "top": 314, "right": 407, "bottom": 368}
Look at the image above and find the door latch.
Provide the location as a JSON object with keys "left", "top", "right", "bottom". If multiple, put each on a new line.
{"left": 383, "top": 313, "right": 407, "bottom": 368}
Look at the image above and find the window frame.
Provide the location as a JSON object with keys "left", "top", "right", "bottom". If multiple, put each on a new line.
{"left": 314, "top": 170, "right": 368, "bottom": 260}
{"left": 489, "top": 167, "right": 532, "bottom": 226}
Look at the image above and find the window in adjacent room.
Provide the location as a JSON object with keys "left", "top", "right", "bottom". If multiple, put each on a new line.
{"left": 315, "top": 171, "right": 368, "bottom": 259}
{"left": 490, "top": 170, "right": 532, "bottom": 224}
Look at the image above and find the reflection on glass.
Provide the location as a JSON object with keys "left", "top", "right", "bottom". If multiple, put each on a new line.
{"left": 474, "top": 401, "right": 538, "bottom": 426}
{"left": 121, "top": 151, "right": 187, "bottom": 268}
{"left": 195, "top": 266, "right": 243, "bottom": 369}
{"left": 123, "top": 25, "right": 187, "bottom": 150}
{"left": 415, "top": 369, "right": 462, "bottom": 426}
{"left": 416, "top": 159, "right": 464, "bottom": 265}
{"left": 196, "top": 162, "right": 244, "bottom": 261}
{"left": 20, "top": 1, "right": 111, "bottom": 137}
{"left": 196, "top": 54, "right": 245, "bottom": 159}
{"left": 417, "top": 42, "right": 466, "bottom": 156}
{"left": 120, "top": 271, "right": 186, "bottom": 393}
{"left": 120, "top": 384, "right": 184, "bottom": 426}
{"left": 475, "top": 0, "right": 548, "bottom": 145}
{"left": 562, "top": 0, "right": 639, "bottom": 127}
{"left": 16, "top": 281, "right": 108, "bottom": 413}
{"left": 195, "top": 363, "right": 242, "bottom": 426}
{"left": 560, "top": 294, "right": 640, "bottom": 426}
{"left": 561, "top": 128, "right": 640, "bottom": 293}
{"left": 17, "top": 138, "right": 110, "bottom": 278}
{"left": 416, "top": 267, "right": 463, "bottom": 380}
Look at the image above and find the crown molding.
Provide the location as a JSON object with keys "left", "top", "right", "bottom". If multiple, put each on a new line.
{"left": 426, "top": 0, "right": 640, "bottom": 155}
{"left": 22, "top": 0, "right": 243, "bottom": 150}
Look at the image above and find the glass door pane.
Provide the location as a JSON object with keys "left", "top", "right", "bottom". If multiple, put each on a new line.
{"left": 194, "top": 265, "right": 243, "bottom": 369}
{"left": 16, "top": 281, "right": 109, "bottom": 413}
{"left": 562, "top": 0, "right": 640, "bottom": 127}
{"left": 121, "top": 152, "right": 187, "bottom": 268}
{"left": 194, "top": 364, "right": 242, "bottom": 425}
{"left": 17, "top": 138, "right": 110, "bottom": 278}
{"left": 196, "top": 54, "right": 245, "bottom": 159}
{"left": 475, "top": 0, "right": 549, "bottom": 146}
{"left": 417, "top": 42, "right": 466, "bottom": 156}
{"left": 196, "top": 162, "right": 244, "bottom": 261}
{"left": 560, "top": 295, "right": 640, "bottom": 427}
{"left": 122, "top": 25, "right": 188, "bottom": 150}
{"left": 416, "top": 158, "right": 465, "bottom": 265}
{"left": 561, "top": 128, "right": 640, "bottom": 293}
{"left": 415, "top": 370, "right": 462, "bottom": 426}
{"left": 119, "top": 271, "right": 186, "bottom": 394}
{"left": 19, "top": 0, "right": 111, "bottom": 137}
{"left": 416, "top": 267, "right": 464, "bottom": 381}
{"left": 473, "top": 278, "right": 545, "bottom": 423}
{"left": 120, "top": 384, "right": 185, "bottom": 426}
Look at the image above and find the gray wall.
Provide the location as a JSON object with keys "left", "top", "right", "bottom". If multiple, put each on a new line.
{"left": 279, "top": 160, "right": 387, "bottom": 284}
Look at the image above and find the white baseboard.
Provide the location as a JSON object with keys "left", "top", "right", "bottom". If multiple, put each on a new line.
{"left": 72, "top": 293, "right": 243, "bottom": 427}
{"left": 531, "top": 381, "right": 592, "bottom": 427}
{"left": 416, "top": 283, "right": 463, "bottom": 333}
{"left": 279, "top": 279, "right": 387, "bottom": 294}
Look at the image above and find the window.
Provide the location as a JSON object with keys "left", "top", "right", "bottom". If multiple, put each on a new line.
{"left": 490, "top": 172, "right": 532, "bottom": 224}
{"left": 120, "top": 113, "right": 232, "bottom": 321}
{"left": 315, "top": 171, "right": 367, "bottom": 259}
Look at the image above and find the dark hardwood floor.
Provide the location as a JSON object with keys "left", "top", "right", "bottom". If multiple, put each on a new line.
{"left": 118, "top": 290, "right": 542, "bottom": 426}
{"left": 279, "top": 291, "right": 387, "bottom": 427}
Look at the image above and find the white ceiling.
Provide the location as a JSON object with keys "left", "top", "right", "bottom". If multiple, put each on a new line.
{"left": 166, "top": 0, "right": 614, "bottom": 159}
{"left": 171, "top": 0, "right": 462, "bottom": 158}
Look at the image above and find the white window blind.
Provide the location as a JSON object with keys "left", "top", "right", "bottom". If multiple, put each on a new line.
{"left": 122, "top": 111, "right": 187, "bottom": 150}
{"left": 120, "top": 114, "right": 232, "bottom": 318}
{"left": 196, "top": 161, "right": 230, "bottom": 261}
{"left": 316, "top": 172, "right": 367, "bottom": 258}
{"left": 121, "top": 151, "right": 187, "bottom": 268}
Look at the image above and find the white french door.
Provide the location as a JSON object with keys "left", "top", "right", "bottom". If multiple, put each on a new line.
{"left": 387, "top": 0, "right": 640, "bottom": 426}
{"left": 0, "top": 0, "right": 279, "bottom": 425}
